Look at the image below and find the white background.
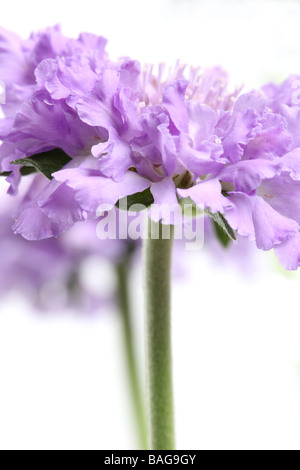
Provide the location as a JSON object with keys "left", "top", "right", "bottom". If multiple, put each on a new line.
{"left": 1, "top": 0, "right": 300, "bottom": 450}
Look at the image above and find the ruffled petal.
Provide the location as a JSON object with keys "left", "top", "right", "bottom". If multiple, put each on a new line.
{"left": 219, "top": 159, "right": 280, "bottom": 194}
{"left": 279, "top": 148, "right": 300, "bottom": 180}
{"left": 275, "top": 232, "right": 300, "bottom": 270}
{"left": 225, "top": 192, "right": 255, "bottom": 239}
{"left": 177, "top": 178, "right": 231, "bottom": 213}
{"left": 53, "top": 168, "right": 152, "bottom": 212}
{"left": 251, "top": 195, "right": 298, "bottom": 250}
{"left": 219, "top": 107, "right": 260, "bottom": 163}
{"left": 149, "top": 178, "right": 180, "bottom": 224}
{"left": 162, "top": 79, "right": 189, "bottom": 132}
{"left": 13, "top": 201, "right": 64, "bottom": 240}
{"left": 92, "top": 127, "right": 133, "bottom": 181}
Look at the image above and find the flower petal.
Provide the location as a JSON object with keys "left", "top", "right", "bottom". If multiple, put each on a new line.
{"left": 177, "top": 178, "right": 231, "bottom": 213}
{"left": 251, "top": 195, "right": 298, "bottom": 250}
{"left": 275, "top": 232, "right": 300, "bottom": 270}
{"left": 219, "top": 159, "right": 280, "bottom": 194}
{"left": 53, "top": 168, "right": 152, "bottom": 212}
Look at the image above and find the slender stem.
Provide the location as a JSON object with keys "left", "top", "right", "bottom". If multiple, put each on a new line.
{"left": 117, "top": 259, "right": 148, "bottom": 450}
{"left": 144, "top": 221, "right": 175, "bottom": 450}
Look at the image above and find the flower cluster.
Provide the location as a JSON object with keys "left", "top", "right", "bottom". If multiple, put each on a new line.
{"left": 1, "top": 26, "right": 300, "bottom": 269}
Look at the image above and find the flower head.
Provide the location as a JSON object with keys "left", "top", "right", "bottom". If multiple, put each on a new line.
{"left": 1, "top": 27, "right": 300, "bottom": 269}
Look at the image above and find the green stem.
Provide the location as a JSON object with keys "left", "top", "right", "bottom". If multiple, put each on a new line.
{"left": 144, "top": 221, "right": 175, "bottom": 450}
{"left": 117, "top": 259, "right": 148, "bottom": 450}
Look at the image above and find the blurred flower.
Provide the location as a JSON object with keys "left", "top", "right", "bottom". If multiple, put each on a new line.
{"left": 0, "top": 222, "right": 122, "bottom": 313}
{"left": 0, "top": 181, "right": 132, "bottom": 312}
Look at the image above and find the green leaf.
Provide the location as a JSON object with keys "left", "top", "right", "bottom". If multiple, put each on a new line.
{"left": 213, "top": 220, "right": 232, "bottom": 247}
{"left": 207, "top": 210, "right": 236, "bottom": 242}
{"left": 116, "top": 187, "right": 154, "bottom": 212}
{"left": 179, "top": 196, "right": 236, "bottom": 242}
{"left": 20, "top": 166, "right": 39, "bottom": 176}
{"left": 0, "top": 166, "right": 39, "bottom": 178}
{"left": 11, "top": 148, "right": 72, "bottom": 180}
{"left": 178, "top": 197, "right": 204, "bottom": 218}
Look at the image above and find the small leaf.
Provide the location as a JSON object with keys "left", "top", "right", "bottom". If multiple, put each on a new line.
{"left": 11, "top": 148, "right": 72, "bottom": 180}
{"left": 116, "top": 187, "right": 154, "bottom": 212}
{"left": 20, "top": 166, "right": 39, "bottom": 176}
{"left": 0, "top": 167, "right": 38, "bottom": 177}
{"left": 213, "top": 220, "right": 232, "bottom": 247}
{"left": 207, "top": 210, "right": 236, "bottom": 242}
{"left": 179, "top": 196, "right": 236, "bottom": 241}
{"left": 178, "top": 197, "right": 204, "bottom": 218}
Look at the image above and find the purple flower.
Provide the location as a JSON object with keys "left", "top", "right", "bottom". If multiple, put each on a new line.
{"left": 0, "top": 25, "right": 107, "bottom": 115}
{"left": 0, "top": 26, "right": 108, "bottom": 192}
{"left": 2, "top": 26, "right": 300, "bottom": 270}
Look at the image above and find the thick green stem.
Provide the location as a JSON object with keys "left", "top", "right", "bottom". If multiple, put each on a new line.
{"left": 117, "top": 260, "right": 148, "bottom": 450}
{"left": 144, "top": 221, "right": 175, "bottom": 450}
